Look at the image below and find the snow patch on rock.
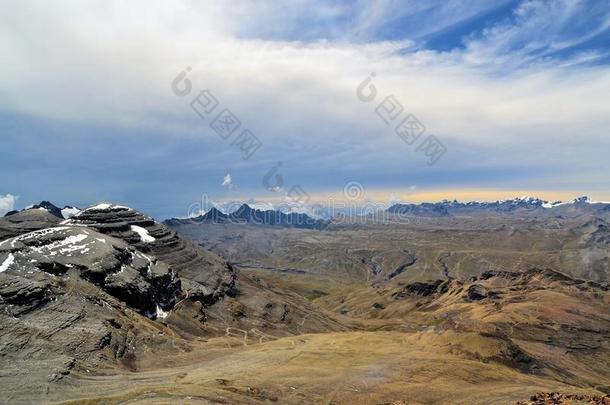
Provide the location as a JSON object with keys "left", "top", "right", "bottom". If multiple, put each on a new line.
{"left": 130, "top": 225, "right": 155, "bottom": 243}
{"left": 0, "top": 253, "right": 15, "bottom": 272}
{"left": 61, "top": 207, "right": 81, "bottom": 219}
{"left": 156, "top": 305, "right": 169, "bottom": 320}
{"left": 73, "top": 203, "right": 132, "bottom": 218}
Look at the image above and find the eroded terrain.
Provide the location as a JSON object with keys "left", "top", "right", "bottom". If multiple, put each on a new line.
{"left": 1, "top": 203, "right": 609, "bottom": 404}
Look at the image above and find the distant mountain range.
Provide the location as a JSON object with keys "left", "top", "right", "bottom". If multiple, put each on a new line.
{"left": 7, "top": 197, "right": 610, "bottom": 230}
{"left": 4, "top": 200, "right": 80, "bottom": 219}
{"left": 388, "top": 196, "right": 610, "bottom": 217}
{"left": 167, "top": 196, "right": 610, "bottom": 227}
{"left": 164, "top": 204, "right": 329, "bottom": 230}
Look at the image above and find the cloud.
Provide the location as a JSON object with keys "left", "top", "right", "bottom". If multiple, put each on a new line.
{"left": 0, "top": 194, "right": 18, "bottom": 216}
{"left": 0, "top": 1, "right": 609, "bottom": 218}
{"left": 459, "top": 0, "right": 610, "bottom": 69}
{"left": 221, "top": 173, "right": 233, "bottom": 189}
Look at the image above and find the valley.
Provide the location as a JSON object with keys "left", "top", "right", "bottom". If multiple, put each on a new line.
{"left": 0, "top": 201, "right": 609, "bottom": 404}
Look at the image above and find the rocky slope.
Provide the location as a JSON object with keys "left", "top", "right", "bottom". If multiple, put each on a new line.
{"left": 0, "top": 202, "right": 345, "bottom": 401}
{"left": 0, "top": 224, "right": 188, "bottom": 393}
{"left": 2, "top": 200, "right": 609, "bottom": 403}
{"left": 0, "top": 206, "right": 63, "bottom": 240}
{"left": 65, "top": 203, "right": 236, "bottom": 303}
{"left": 168, "top": 213, "right": 610, "bottom": 286}
{"left": 313, "top": 266, "right": 610, "bottom": 395}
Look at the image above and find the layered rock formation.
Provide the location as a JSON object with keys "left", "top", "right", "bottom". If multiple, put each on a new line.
{"left": 65, "top": 203, "right": 236, "bottom": 303}
{"left": 0, "top": 202, "right": 345, "bottom": 395}
{"left": 0, "top": 226, "right": 180, "bottom": 318}
{"left": 0, "top": 207, "right": 62, "bottom": 240}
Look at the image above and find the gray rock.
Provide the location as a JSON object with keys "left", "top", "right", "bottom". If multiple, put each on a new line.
{"left": 66, "top": 203, "right": 236, "bottom": 303}
{"left": 0, "top": 209, "right": 62, "bottom": 240}
{"left": 0, "top": 204, "right": 345, "bottom": 398}
{"left": 466, "top": 284, "right": 488, "bottom": 301}
{"left": 0, "top": 226, "right": 181, "bottom": 317}
{"left": 0, "top": 225, "right": 197, "bottom": 389}
{"left": 28, "top": 201, "right": 64, "bottom": 219}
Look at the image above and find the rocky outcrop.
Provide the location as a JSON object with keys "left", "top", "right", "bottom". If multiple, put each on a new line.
{"left": 0, "top": 275, "right": 53, "bottom": 316}
{"left": 466, "top": 284, "right": 488, "bottom": 300}
{"left": 28, "top": 201, "right": 64, "bottom": 219}
{"left": 387, "top": 253, "right": 417, "bottom": 279}
{"left": 0, "top": 225, "right": 199, "bottom": 386}
{"left": 392, "top": 279, "right": 451, "bottom": 299}
{"left": 0, "top": 208, "right": 62, "bottom": 240}
{"left": 516, "top": 392, "right": 610, "bottom": 404}
{"left": 66, "top": 203, "right": 236, "bottom": 303}
{"left": 0, "top": 226, "right": 180, "bottom": 318}
{"left": 391, "top": 267, "right": 605, "bottom": 304}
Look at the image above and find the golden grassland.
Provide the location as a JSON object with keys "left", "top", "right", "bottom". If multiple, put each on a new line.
{"left": 55, "top": 330, "right": 598, "bottom": 405}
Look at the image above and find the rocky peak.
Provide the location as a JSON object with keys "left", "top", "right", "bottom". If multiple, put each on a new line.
{"left": 388, "top": 195, "right": 610, "bottom": 217}
{"left": 6, "top": 201, "right": 81, "bottom": 220}
{"left": 165, "top": 203, "right": 328, "bottom": 229}
{"left": 66, "top": 203, "right": 236, "bottom": 302}
{"left": 202, "top": 207, "right": 229, "bottom": 221}
{"left": 27, "top": 201, "right": 64, "bottom": 219}
{"left": 573, "top": 196, "right": 593, "bottom": 204}
{"left": 0, "top": 226, "right": 180, "bottom": 318}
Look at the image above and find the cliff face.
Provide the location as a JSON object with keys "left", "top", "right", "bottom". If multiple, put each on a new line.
{"left": 65, "top": 203, "right": 237, "bottom": 302}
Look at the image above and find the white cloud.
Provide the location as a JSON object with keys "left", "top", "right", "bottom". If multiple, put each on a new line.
{"left": 1, "top": 2, "right": 607, "bottom": 137}
{"left": 0, "top": 1, "right": 609, "bottom": 193}
{"left": 0, "top": 194, "right": 18, "bottom": 216}
{"left": 221, "top": 173, "right": 233, "bottom": 189}
{"left": 459, "top": 0, "right": 610, "bottom": 69}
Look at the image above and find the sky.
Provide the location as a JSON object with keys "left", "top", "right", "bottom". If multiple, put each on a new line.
{"left": 1, "top": 0, "right": 609, "bottom": 219}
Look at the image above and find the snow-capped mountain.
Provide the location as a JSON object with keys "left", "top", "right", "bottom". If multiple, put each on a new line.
{"left": 199, "top": 199, "right": 327, "bottom": 219}
{"left": 388, "top": 196, "right": 610, "bottom": 217}
{"left": 6, "top": 201, "right": 81, "bottom": 219}
{"left": 165, "top": 203, "right": 329, "bottom": 230}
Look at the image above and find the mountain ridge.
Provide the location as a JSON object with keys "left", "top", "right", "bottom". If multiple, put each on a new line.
{"left": 164, "top": 203, "right": 329, "bottom": 229}
{"left": 5, "top": 200, "right": 81, "bottom": 219}
{"left": 388, "top": 195, "right": 610, "bottom": 217}
{"left": 1, "top": 200, "right": 609, "bottom": 403}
